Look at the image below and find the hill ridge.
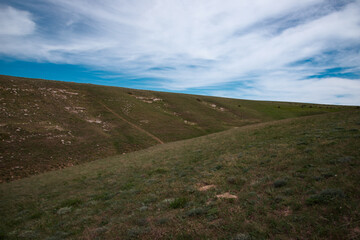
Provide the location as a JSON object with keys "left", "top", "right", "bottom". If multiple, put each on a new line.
{"left": 0, "top": 74, "right": 353, "bottom": 182}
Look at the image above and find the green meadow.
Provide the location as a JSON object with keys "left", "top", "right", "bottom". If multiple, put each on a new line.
{"left": 0, "top": 75, "right": 359, "bottom": 239}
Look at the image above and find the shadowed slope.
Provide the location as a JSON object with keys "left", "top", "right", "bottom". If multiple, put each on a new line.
{"left": 0, "top": 74, "right": 352, "bottom": 181}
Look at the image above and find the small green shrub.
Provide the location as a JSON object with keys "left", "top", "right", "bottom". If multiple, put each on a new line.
{"left": 19, "top": 230, "right": 38, "bottom": 239}
{"left": 127, "top": 227, "right": 146, "bottom": 239}
{"left": 121, "top": 182, "right": 135, "bottom": 191}
{"left": 306, "top": 189, "right": 345, "bottom": 205}
{"left": 45, "top": 231, "right": 70, "bottom": 240}
{"left": 92, "top": 192, "right": 113, "bottom": 201}
{"left": 0, "top": 228, "right": 7, "bottom": 240}
{"left": 321, "top": 173, "right": 334, "bottom": 179}
{"left": 139, "top": 206, "right": 148, "bottom": 211}
{"left": 156, "top": 218, "right": 169, "bottom": 225}
{"left": 282, "top": 188, "right": 293, "bottom": 196}
{"left": 337, "top": 156, "right": 353, "bottom": 163}
{"left": 186, "top": 207, "right": 206, "bottom": 217}
{"left": 151, "top": 168, "right": 168, "bottom": 175}
{"left": 94, "top": 227, "right": 107, "bottom": 235}
{"left": 169, "top": 198, "right": 187, "bottom": 209}
{"left": 303, "top": 164, "right": 314, "bottom": 169}
{"left": 232, "top": 233, "right": 251, "bottom": 240}
{"left": 226, "top": 176, "right": 246, "bottom": 186}
{"left": 214, "top": 165, "right": 223, "bottom": 171}
{"left": 273, "top": 179, "right": 287, "bottom": 188}
{"left": 60, "top": 198, "right": 82, "bottom": 208}
{"left": 176, "top": 233, "right": 194, "bottom": 240}
{"left": 133, "top": 218, "right": 148, "bottom": 227}
{"left": 29, "top": 211, "right": 43, "bottom": 219}
{"left": 227, "top": 176, "right": 237, "bottom": 184}
{"left": 57, "top": 207, "right": 72, "bottom": 215}
{"left": 206, "top": 207, "right": 219, "bottom": 220}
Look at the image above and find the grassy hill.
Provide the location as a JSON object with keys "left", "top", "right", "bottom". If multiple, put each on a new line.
{"left": 0, "top": 75, "right": 348, "bottom": 182}
{"left": 1, "top": 110, "right": 359, "bottom": 239}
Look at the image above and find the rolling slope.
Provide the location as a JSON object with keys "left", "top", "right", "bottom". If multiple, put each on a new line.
{"left": 0, "top": 110, "right": 359, "bottom": 239}
{"left": 0, "top": 75, "right": 351, "bottom": 181}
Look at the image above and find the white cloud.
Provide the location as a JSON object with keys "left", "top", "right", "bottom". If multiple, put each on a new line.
{"left": 0, "top": 6, "right": 35, "bottom": 36}
{"left": 0, "top": 0, "right": 360, "bottom": 104}
{"left": 211, "top": 77, "right": 360, "bottom": 106}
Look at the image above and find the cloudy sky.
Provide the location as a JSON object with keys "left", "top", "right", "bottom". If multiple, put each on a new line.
{"left": 0, "top": 0, "right": 360, "bottom": 105}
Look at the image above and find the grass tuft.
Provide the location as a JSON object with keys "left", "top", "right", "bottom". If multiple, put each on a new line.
{"left": 57, "top": 207, "right": 72, "bottom": 215}
{"left": 186, "top": 207, "right": 207, "bottom": 217}
{"left": 59, "top": 198, "right": 82, "bottom": 208}
{"left": 169, "top": 198, "right": 188, "bottom": 209}
{"left": 231, "top": 233, "right": 252, "bottom": 240}
{"left": 306, "top": 189, "right": 345, "bottom": 205}
{"left": 273, "top": 179, "right": 287, "bottom": 188}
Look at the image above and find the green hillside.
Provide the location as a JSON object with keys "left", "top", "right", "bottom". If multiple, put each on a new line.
{"left": 0, "top": 75, "right": 348, "bottom": 182}
{"left": 1, "top": 110, "right": 359, "bottom": 239}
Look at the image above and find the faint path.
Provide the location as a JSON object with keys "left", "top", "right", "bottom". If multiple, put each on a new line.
{"left": 99, "top": 101, "right": 164, "bottom": 144}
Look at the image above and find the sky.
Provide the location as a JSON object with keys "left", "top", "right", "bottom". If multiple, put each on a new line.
{"left": 0, "top": 0, "right": 360, "bottom": 105}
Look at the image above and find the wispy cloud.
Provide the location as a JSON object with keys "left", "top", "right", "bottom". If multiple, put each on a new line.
{"left": 0, "top": 6, "right": 35, "bottom": 35}
{"left": 0, "top": 0, "right": 359, "bottom": 104}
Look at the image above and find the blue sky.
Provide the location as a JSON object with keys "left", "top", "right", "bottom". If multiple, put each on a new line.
{"left": 0, "top": 0, "right": 360, "bottom": 105}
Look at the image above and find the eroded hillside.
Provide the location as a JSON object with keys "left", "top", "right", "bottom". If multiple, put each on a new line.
{"left": 0, "top": 75, "right": 348, "bottom": 181}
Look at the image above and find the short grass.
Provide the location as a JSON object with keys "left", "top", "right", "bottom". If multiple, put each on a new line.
{"left": 1, "top": 74, "right": 352, "bottom": 182}
{"left": 1, "top": 110, "right": 359, "bottom": 239}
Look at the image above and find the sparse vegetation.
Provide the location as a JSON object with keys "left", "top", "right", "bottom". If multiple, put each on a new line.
{"left": 169, "top": 198, "right": 188, "bottom": 209}
{"left": 0, "top": 75, "right": 359, "bottom": 239}
{"left": 273, "top": 179, "right": 287, "bottom": 188}
{"left": 306, "top": 189, "right": 345, "bottom": 205}
{"left": 232, "top": 233, "right": 252, "bottom": 240}
{"left": 0, "top": 75, "right": 351, "bottom": 182}
{"left": 186, "top": 207, "right": 206, "bottom": 217}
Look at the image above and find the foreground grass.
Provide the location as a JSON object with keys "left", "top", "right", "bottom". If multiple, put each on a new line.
{"left": 1, "top": 110, "right": 360, "bottom": 239}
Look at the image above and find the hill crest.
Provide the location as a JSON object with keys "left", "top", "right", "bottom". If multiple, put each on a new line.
{"left": 0, "top": 74, "right": 351, "bottom": 182}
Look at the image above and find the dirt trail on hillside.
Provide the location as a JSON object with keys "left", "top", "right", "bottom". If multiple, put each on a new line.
{"left": 57, "top": 81, "right": 164, "bottom": 144}
{"left": 98, "top": 102, "right": 164, "bottom": 144}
